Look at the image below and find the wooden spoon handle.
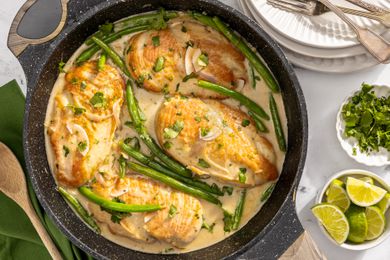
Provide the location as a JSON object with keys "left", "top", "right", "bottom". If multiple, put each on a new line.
{"left": 23, "top": 200, "right": 63, "bottom": 260}
{"left": 280, "top": 231, "right": 327, "bottom": 260}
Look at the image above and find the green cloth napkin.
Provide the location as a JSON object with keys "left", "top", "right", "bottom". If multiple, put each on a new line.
{"left": 0, "top": 80, "right": 92, "bottom": 260}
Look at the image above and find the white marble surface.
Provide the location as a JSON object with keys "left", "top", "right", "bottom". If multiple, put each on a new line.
{"left": 1, "top": 0, "right": 390, "bottom": 259}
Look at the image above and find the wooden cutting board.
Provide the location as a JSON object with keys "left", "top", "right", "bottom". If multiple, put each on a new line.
{"left": 280, "top": 231, "right": 327, "bottom": 260}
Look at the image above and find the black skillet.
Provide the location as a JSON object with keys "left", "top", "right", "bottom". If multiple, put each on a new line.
{"left": 8, "top": 0, "right": 308, "bottom": 259}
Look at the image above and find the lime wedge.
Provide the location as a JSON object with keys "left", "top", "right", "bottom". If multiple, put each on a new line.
{"left": 365, "top": 206, "right": 385, "bottom": 240}
{"left": 376, "top": 193, "right": 390, "bottom": 214}
{"left": 326, "top": 179, "right": 344, "bottom": 196}
{"left": 345, "top": 204, "right": 368, "bottom": 243}
{"left": 312, "top": 203, "right": 349, "bottom": 244}
{"left": 326, "top": 182, "right": 350, "bottom": 212}
{"left": 359, "top": 177, "right": 374, "bottom": 185}
{"left": 346, "top": 177, "right": 387, "bottom": 207}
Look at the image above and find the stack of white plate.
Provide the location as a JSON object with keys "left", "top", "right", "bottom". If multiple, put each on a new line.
{"left": 238, "top": 0, "right": 390, "bottom": 73}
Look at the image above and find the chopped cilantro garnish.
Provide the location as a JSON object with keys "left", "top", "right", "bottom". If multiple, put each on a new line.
{"left": 198, "top": 52, "right": 209, "bottom": 66}
{"left": 163, "top": 120, "right": 184, "bottom": 139}
{"left": 80, "top": 80, "right": 87, "bottom": 90}
{"left": 197, "top": 158, "right": 210, "bottom": 168}
{"left": 152, "top": 35, "right": 160, "bottom": 47}
{"left": 99, "top": 22, "right": 114, "bottom": 35}
{"left": 124, "top": 137, "right": 140, "bottom": 151}
{"left": 163, "top": 141, "right": 172, "bottom": 149}
{"left": 194, "top": 116, "right": 202, "bottom": 122}
{"left": 200, "top": 127, "right": 210, "bottom": 137}
{"left": 67, "top": 105, "right": 86, "bottom": 115}
{"left": 222, "top": 186, "right": 234, "bottom": 195}
{"left": 183, "top": 72, "right": 197, "bottom": 82}
{"left": 185, "top": 40, "right": 194, "bottom": 48}
{"left": 77, "top": 141, "right": 87, "bottom": 152}
{"left": 168, "top": 205, "right": 177, "bottom": 218}
{"left": 58, "top": 61, "right": 66, "bottom": 73}
{"left": 201, "top": 217, "right": 215, "bottom": 232}
{"left": 238, "top": 167, "right": 247, "bottom": 183}
{"left": 89, "top": 92, "right": 107, "bottom": 108}
{"left": 241, "top": 119, "right": 250, "bottom": 127}
{"left": 63, "top": 145, "right": 70, "bottom": 157}
{"left": 342, "top": 83, "right": 390, "bottom": 154}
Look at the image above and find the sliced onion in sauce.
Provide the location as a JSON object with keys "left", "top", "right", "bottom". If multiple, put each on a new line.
{"left": 199, "top": 127, "right": 222, "bottom": 141}
{"left": 66, "top": 123, "right": 90, "bottom": 156}
{"left": 191, "top": 48, "right": 203, "bottom": 72}
{"left": 112, "top": 100, "right": 122, "bottom": 125}
{"left": 184, "top": 46, "right": 195, "bottom": 75}
{"left": 236, "top": 79, "right": 245, "bottom": 90}
{"left": 110, "top": 186, "right": 129, "bottom": 197}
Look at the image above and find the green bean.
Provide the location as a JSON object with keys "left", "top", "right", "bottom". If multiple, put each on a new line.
{"left": 116, "top": 10, "right": 178, "bottom": 28}
{"left": 127, "top": 162, "right": 222, "bottom": 205}
{"left": 269, "top": 93, "right": 286, "bottom": 152}
{"left": 126, "top": 81, "right": 192, "bottom": 177}
{"left": 76, "top": 25, "right": 149, "bottom": 64}
{"left": 223, "top": 189, "right": 246, "bottom": 232}
{"left": 78, "top": 186, "right": 162, "bottom": 212}
{"left": 190, "top": 12, "right": 219, "bottom": 30}
{"left": 248, "top": 111, "right": 268, "bottom": 133}
{"left": 211, "top": 17, "right": 279, "bottom": 93}
{"left": 198, "top": 80, "right": 269, "bottom": 120}
{"left": 153, "top": 56, "right": 165, "bottom": 72}
{"left": 232, "top": 189, "right": 246, "bottom": 230}
{"left": 58, "top": 187, "right": 100, "bottom": 233}
{"left": 120, "top": 141, "right": 223, "bottom": 196}
{"left": 90, "top": 36, "right": 131, "bottom": 77}
{"left": 261, "top": 183, "right": 275, "bottom": 202}
{"left": 97, "top": 52, "right": 106, "bottom": 71}
{"left": 84, "top": 11, "right": 177, "bottom": 46}
{"left": 250, "top": 65, "right": 257, "bottom": 89}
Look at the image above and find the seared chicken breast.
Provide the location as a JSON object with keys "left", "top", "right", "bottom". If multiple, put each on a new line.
{"left": 48, "top": 61, "right": 125, "bottom": 187}
{"left": 91, "top": 176, "right": 203, "bottom": 247}
{"left": 126, "top": 17, "right": 247, "bottom": 98}
{"left": 156, "top": 96, "right": 278, "bottom": 187}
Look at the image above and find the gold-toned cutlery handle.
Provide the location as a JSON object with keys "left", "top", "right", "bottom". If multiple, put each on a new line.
{"left": 317, "top": 0, "right": 390, "bottom": 64}
{"left": 346, "top": 0, "right": 388, "bottom": 13}
{"left": 338, "top": 8, "right": 390, "bottom": 28}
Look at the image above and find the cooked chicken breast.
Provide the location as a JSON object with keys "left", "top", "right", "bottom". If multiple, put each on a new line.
{"left": 91, "top": 176, "right": 203, "bottom": 247}
{"left": 126, "top": 17, "right": 247, "bottom": 98}
{"left": 156, "top": 96, "right": 278, "bottom": 187}
{"left": 48, "top": 61, "right": 125, "bottom": 187}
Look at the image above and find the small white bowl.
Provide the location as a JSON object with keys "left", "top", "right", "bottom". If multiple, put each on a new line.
{"left": 336, "top": 85, "right": 390, "bottom": 166}
{"left": 316, "top": 169, "right": 390, "bottom": 250}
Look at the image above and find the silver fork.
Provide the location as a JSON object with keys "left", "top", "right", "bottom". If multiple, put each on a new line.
{"left": 267, "top": 0, "right": 390, "bottom": 63}
{"left": 267, "top": 0, "right": 390, "bottom": 27}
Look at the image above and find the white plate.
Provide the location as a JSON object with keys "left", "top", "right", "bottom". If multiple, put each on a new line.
{"left": 245, "top": 0, "right": 367, "bottom": 58}
{"left": 239, "top": 0, "right": 380, "bottom": 73}
{"left": 336, "top": 85, "right": 390, "bottom": 166}
{"left": 248, "top": 0, "right": 390, "bottom": 49}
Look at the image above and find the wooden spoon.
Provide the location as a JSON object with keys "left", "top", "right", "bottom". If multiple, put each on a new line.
{"left": 0, "top": 142, "right": 62, "bottom": 260}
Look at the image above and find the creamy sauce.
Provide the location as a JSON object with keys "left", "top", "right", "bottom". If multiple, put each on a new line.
{"left": 44, "top": 12, "right": 287, "bottom": 254}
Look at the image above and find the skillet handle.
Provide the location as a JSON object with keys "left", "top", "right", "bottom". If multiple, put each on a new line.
{"left": 7, "top": 0, "right": 69, "bottom": 57}
{"left": 279, "top": 231, "right": 327, "bottom": 260}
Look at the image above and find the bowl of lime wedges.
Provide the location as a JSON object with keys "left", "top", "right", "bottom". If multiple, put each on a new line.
{"left": 312, "top": 169, "right": 390, "bottom": 250}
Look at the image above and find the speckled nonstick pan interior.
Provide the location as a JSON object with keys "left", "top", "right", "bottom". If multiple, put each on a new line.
{"left": 12, "top": 0, "right": 307, "bottom": 259}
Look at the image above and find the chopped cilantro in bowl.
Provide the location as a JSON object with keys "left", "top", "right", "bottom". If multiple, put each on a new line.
{"left": 337, "top": 83, "right": 390, "bottom": 166}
